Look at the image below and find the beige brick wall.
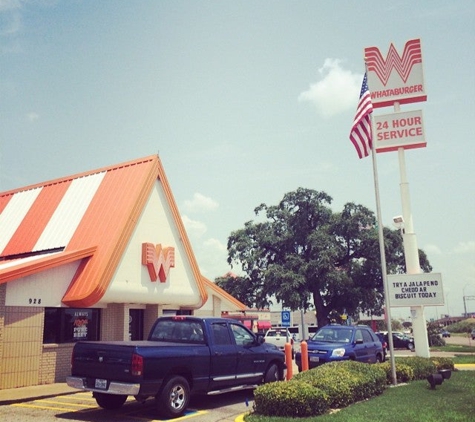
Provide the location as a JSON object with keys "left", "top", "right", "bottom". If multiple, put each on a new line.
{"left": 40, "top": 343, "right": 74, "bottom": 384}
{"left": 0, "top": 306, "right": 43, "bottom": 389}
{"left": 0, "top": 284, "right": 5, "bottom": 368}
{"left": 101, "top": 303, "right": 129, "bottom": 341}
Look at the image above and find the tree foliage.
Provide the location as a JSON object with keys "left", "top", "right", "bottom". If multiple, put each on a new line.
{"left": 215, "top": 188, "right": 432, "bottom": 327}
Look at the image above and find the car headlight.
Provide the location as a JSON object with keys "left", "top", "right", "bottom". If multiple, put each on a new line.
{"left": 331, "top": 348, "right": 346, "bottom": 357}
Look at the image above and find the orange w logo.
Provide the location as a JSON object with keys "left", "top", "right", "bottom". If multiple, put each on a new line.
{"left": 365, "top": 39, "right": 422, "bottom": 86}
{"left": 142, "top": 243, "right": 175, "bottom": 282}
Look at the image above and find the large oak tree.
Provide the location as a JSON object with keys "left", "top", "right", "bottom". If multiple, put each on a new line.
{"left": 215, "top": 188, "right": 432, "bottom": 327}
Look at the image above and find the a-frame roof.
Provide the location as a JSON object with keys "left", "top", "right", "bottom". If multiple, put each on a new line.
{"left": 0, "top": 155, "right": 209, "bottom": 308}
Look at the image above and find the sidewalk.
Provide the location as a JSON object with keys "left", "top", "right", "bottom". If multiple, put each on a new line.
{"left": 1, "top": 360, "right": 474, "bottom": 406}
{"left": 0, "top": 382, "right": 77, "bottom": 405}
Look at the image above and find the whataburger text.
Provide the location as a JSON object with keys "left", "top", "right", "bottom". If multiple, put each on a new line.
{"left": 387, "top": 273, "right": 443, "bottom": 307}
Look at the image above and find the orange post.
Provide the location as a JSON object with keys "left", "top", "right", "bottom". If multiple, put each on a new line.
{"left": 285, "top": 343, "right": 293, "bottom": 380}
{"left": 301, "top": 340, "right": 309, "bottom": 371}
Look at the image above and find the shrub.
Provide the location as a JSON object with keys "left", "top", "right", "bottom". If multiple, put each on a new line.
{"left": 427, "top": 321, "right": 447, "bottom": 347}
{"left": 396, "top": 356, "right": 436, "bottom": 380}
{"left": 443, "top": 318, "right": 475, "bottom": 334}
{"left": 293, "top": 361, "right": 386, "bottom": 408}
{"left": 379, "top": 361, "right": 414, "bottom": 384}
{"left": 253, "top": 380, "right": 329, "bottom": 417}
{"left": 430, "top": 357, "right": 455, "bottom": 370}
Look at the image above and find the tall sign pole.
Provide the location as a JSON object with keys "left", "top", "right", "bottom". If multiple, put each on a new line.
{"left": 365, "top": 38, "right": 437, "bottom": 358}
{"left": 368, "top": 107, "right": 398, "bottom": 384}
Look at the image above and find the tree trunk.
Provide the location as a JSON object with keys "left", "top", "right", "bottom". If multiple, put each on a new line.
{"left": 313, "top": 289, "right": 328, "bottom": 327}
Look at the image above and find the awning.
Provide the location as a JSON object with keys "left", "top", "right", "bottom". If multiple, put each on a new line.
{"left": 0, "top": 246, "right": 97, "bottom": 285}
{"left": 257, "top": 321, "right": 272, "bottom": 330}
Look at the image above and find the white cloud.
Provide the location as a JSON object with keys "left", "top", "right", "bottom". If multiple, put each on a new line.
{"left": 453, "top": 241, "right": 475, "bottom": 254}
{"left": 26, "top": 111, "right": 39, "bottom": 122}
{"left": 183, "top": 192, "right": 219, "bottom": 213}
{"left": 0, "top": 0, "right": 23, "bottom": 13}
{"left": 181, "top": 215, "right": 207, "bottom": 238}
{"left": 298, "top": 58, "right": 362, "bottom": 118}
{"left": 197, "top": 237, "right": 231, "bottom": 279}
{"left": 203, "top": 237, "right": 227, "bottom": 252}
{"left": 423, "top": 243, "right": 442, "bottom": 255}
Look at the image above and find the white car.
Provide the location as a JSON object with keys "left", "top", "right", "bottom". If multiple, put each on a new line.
{"left": 264, "top": 328, "right": 294, "bottom": 358}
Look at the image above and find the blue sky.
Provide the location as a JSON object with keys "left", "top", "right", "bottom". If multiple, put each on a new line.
{"left": 1, "top": 1, "right": 474, "bottom": 320}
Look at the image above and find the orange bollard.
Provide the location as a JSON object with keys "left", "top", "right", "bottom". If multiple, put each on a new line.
{"left": 285, "top": 342, "right": 293, "bottom": 380}
{"left": 301, "top": 340, "right": 309, "bottom": 371}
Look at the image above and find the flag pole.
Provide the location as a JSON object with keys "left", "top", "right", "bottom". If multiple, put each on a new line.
{"left": 366, "top": 61, "right": 398, "bottom": 386}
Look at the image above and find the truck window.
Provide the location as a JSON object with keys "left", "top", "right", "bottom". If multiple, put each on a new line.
{"left": 212, "top": 323, "right": 232, "bottom": 345}
{"left": 150, "top": 320, "right": 204, "bottom": 343}
{"left": 230, "top": 323, "right": 254, "bottom": 346}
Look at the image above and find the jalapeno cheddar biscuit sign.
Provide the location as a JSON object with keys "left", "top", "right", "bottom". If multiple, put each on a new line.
{"left": 387, "top": 273, "right": 443, "bottom": 307}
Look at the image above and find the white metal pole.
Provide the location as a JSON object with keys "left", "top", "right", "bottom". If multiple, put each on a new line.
{"left": 397, "top": 133, "right": 430, "bottom": 357}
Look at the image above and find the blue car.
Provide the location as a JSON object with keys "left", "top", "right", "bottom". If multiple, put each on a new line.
{"left": 295, "top": 324, "right": 384, "bottom": 372}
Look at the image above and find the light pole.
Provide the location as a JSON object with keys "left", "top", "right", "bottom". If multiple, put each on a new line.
{"left": 445, "top": 292, "right": 450, "bottom": 318}
{"left": 463, "top": 284, "right": 474, "bottom": 317}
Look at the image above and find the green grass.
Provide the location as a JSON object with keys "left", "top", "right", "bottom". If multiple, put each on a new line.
{"left": 430, "top": 345, "right": 475, "bottom": 353}
{"left": 244, "top": 371, "right": 475, "bottom": 422}
{"left": 453, "top": 355, "right": 475, "bottom": 364}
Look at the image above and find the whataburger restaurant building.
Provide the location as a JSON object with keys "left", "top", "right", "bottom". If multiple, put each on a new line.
{"left": 0, "top": 154, "right": 248, "bottom": 390}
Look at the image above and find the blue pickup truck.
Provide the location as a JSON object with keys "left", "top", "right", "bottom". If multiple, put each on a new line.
{"left": 66, "top": 316, "right": 285, "bottom": 418}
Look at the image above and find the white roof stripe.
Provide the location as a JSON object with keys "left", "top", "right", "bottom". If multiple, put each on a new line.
{"left": 0, "top": 187, "right": 43, "bottom": 254}
{"left": 0, "top": 251, "right": 61, "bottom": 271}
{"left": 34, "top": 172, "right": 106, "bottom": 251}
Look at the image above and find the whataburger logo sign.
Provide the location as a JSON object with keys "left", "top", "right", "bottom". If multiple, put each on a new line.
{"left": 365, "top": 38, "right": 427, "bottom": 108}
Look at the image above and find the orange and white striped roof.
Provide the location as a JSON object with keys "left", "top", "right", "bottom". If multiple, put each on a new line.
{"left": 0, "top": 155, "right": 208, "bottom": 308}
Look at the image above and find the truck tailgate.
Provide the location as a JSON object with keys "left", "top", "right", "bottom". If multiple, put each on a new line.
{"left": 72, "top": 341, "right": 138, "bottom": 382}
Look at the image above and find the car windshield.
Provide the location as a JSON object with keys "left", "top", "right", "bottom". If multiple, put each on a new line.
{"left": 312, "top": 327, "right": 353, "bottom": 343}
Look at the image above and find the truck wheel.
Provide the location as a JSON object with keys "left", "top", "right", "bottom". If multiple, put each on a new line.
{"left": 264, "top": 363, "right": 279, "bottom": 383}
{"left": 157, "top": 375, "right": 190, "bottom": 419}
{"left": 94, "top": 392, "right": 127, "bottom": 409}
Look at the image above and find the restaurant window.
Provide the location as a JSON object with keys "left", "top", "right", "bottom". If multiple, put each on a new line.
{"left": 129, "top": 309, "right": 144, "bottom": 341}
{"left": 43, "top": 308, "right": 100, "bottom": 344}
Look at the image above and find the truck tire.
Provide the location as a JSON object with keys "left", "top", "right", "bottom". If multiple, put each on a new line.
{"left": 94, "top": 392, "right": 127, "bottom": 409}
{"left": 157, "top": 375, "right": 190, "bottom": 419}
{"left": 264, "top": 363, "right": 279, "bottom": 383}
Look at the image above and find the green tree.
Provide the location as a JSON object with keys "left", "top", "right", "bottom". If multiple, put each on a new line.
{"left": 216, "top": 188, "right": 432, "bottom": 327}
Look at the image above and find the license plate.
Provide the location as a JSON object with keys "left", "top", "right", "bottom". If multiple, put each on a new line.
{"left": 95, "top": 378, "right": 107, "bottom": 389}
{"left": 310, "top": 356, "right": 320, "bottom": 362}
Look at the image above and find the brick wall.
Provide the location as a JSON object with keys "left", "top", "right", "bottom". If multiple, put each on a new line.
{"left": 101, "top": 304, "right": 131, "bottom": 341}
{"left": 0, "top": 306, "right": 43, "bottom": 389}
{"left": 0, "top": 284, "right": 5, "bottom": 372}
{"left": 40, "top": 343, "right": 74, "bottom": 384}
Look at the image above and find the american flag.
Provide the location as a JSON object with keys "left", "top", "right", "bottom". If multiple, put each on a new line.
{"left": 349, "top": 73, "right": 373, "bottom": 159}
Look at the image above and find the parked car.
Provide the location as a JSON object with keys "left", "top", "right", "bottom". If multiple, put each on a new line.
{"left": 264, "top": 328, "right": 295, "bottom": 358}
{"left": 385, "top": 332, "right": 415, "bottom": 350}
{"left": 471, "top": 329, "right": 475, "bottom": 340}
{"left": 441, "top": 330, "right": 450, "bottom": 338}
{"left": 295, "top": 324, "right": 384, "bottom": 372}
{"left": 375, "top": 332, "right": 387, "bottom": 360}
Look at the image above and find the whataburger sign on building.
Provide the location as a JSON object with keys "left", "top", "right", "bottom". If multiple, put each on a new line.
{"left": 365, "top": 38, "right": 427, "bottom": 153}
